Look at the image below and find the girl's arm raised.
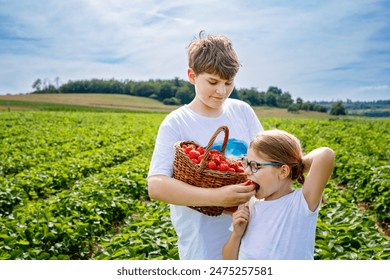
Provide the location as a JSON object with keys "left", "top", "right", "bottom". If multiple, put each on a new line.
{"left": 302, "top": 147, "right": 335, "bottom": 211}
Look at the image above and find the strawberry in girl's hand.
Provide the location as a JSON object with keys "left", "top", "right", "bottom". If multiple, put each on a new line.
{"left": 246, "top": 180, "right": 260, "bottom": 191}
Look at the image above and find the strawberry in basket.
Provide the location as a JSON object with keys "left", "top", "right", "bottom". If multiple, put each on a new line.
{"left": 173, "top": 126, "right": 249, "bottom": 216}
{"left": 181, "top": 144, "right": 245, "bottom": 173}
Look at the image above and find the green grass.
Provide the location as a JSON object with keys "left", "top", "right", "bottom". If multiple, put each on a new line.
{"left": 0, "top": 93, "right": 179, "bottom": 113}
{"left": 0, "top": 99, "right": 134, "bottom": 112}
{"left": 1, "top": 112, "right": 388, "bottom": 260}
{"left": 0, "top": 93, "right": 336, "bottom": 118}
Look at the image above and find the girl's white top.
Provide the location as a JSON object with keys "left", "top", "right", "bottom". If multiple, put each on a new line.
{"left": 237, "top": 188, "right": 320, "bottom": 260}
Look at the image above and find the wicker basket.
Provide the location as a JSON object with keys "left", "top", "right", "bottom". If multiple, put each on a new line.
{"left": 172, "top": 125, "right": 247, "bottom": 216}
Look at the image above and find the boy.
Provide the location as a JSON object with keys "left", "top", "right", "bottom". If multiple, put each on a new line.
{"left": 147, "top": 31, "right": 263, "bottom": 259}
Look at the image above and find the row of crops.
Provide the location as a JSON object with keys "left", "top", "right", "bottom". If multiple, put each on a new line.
{"left": 0, "top": 111, "right": 389, "bottom": 259}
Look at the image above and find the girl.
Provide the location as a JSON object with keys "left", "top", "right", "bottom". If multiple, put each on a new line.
{"left": 222, "top": 129, "right": 334, "bottom": 260}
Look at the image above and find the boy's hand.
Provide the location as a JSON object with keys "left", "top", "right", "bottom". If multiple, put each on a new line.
{"left": 217, "top": 183, "right": 256, "bottom": 207}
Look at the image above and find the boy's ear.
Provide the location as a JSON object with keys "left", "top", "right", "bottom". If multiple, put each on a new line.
{"left": 187, "top": 68, "right": 196, "bottom": 84}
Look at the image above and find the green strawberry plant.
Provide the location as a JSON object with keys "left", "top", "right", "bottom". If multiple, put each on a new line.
{"left": 0, "top": 111, "right": 388, "bottom": 260}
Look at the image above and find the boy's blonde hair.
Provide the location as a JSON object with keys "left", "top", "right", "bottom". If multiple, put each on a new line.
{"left": 187, "top": 31, "right": 240, "bottom": 80}
{"left": 251, "top": 129, "right": 305, "bottom": 184}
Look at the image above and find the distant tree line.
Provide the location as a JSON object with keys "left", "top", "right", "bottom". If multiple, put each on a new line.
{"left": 315, "top": 99, "right": 390, "bottom": 110}
{"left": 31, "top": 77, "right": 335, "bottom": 114}
{"left": 315, "top": 99, "right": 390, "bottom": 117}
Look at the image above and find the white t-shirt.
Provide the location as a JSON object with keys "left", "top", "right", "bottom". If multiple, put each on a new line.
{"left": 238, "top": 189, "right": 319, "bottom": 260}
{"left": 148, "top": 98, "right": 263, "bottom": 259}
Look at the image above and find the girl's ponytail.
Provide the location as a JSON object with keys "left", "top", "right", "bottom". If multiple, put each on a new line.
{"left": 297, "top": 160, "right": 305, "bottom": 185}
{"left": 290, "top": 159, "right": 305, "bottom": 185}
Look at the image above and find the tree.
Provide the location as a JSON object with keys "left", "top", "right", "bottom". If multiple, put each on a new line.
{"left": 159, "top": 82, "right": 175, "bottom": 100}
{"left": 54, "top": 77, "right": 60, "bottom": 88}
{"left": 133, "top": 81, "right": 157, "bottom": 97}
{"left": 32, "top": 79, "right": 42, "bottom": 92}
{"left": 287, "top": 104, "right": 300, "bottom": 113}
{"left": 267, "top": 86, "right": 282, "bottom": 95}
{"left": 296, "top": 97, "right": 303, "bottom": 108}
{"left": 265, "top": 92, "right": 277, "bottom": 107}
{"left": 330, "top": 101, "right": 346, "bottom": 115}
{"left": 163, "top": 97, "right": 180, "bottom": 105}
{"left": 277, "top": 92, "right": 293, "bottom": 108}
{"left": 237, "top": 87, "right": 264, "bottom": 105}
{"left": 175, "top": 83, "right": 194, "bottom": 104}
{"left": 229, "top": 88, "right": 239, "bottom": 99}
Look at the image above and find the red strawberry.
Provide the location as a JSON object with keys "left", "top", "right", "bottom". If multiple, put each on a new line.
{"left": 191, "top": 158, "right": 199, "bottom": 164}
{"left": 237, "top": 167, "right": 245, "bottom": 173}
{"left": 188, "top": 150, "right": 200, "bottom": 159}
{"left": 246, "top": 180, "right": 260, "bottom": 191}
{"left": 198, "top": 154, "right": 204, "bottom": 162}
{"left": 229, "top": 162, "right": 238, "bottom": 171}
{"left": 211, "top": 154, "right": 221, "bottom": 165}
{"left": 218, "top": 163, "right": 229, "bottom": 171}
{"left": 185, "top": 146, "right": 194, "bottom": 154}
{"left": 207, "top": 161, "right": 217, "bottom": 170}
{"left": 196, "top": 146, "right": 205, "bottom": 154}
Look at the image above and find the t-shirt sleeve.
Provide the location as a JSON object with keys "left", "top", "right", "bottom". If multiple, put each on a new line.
{"left": 148, "top": 121, "right": 179, "bottom": 178}
{"left": 298, "top": 188, "right": 320, "bottom": 216}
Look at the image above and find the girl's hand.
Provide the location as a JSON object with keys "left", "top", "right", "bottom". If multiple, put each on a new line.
{"left": 231, "top": 205, "right": 250, "bottom": 237}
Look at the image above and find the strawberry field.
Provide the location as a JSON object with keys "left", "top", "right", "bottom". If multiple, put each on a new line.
{"left": 0, "top": 111, "right": 389, "bottom": 260}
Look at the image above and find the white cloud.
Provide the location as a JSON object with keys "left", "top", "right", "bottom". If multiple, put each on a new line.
{"left": 358, "top": 85, "right": 389, "bottom": 91}
{"left": 1, "top": 0, "right": 389, "bottom": 101}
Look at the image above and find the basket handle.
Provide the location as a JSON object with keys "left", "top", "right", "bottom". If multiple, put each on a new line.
{"left": 199, "top": 125, "right": 229, "bottom": 171}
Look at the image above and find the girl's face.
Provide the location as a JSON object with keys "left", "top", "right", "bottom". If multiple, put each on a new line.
{"left": 188, "top": 69, "right": 234, "bottom": 115}
{"left": 245, "top": 147, "right": 288, "bottom": 201}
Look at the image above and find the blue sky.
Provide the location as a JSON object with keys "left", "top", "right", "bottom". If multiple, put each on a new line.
{"left": 0, "top": 0, "right": 389, "bottom": 101}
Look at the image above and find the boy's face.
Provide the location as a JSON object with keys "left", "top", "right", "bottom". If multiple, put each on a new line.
{"left": 188, "top": 68, "right": 235, "bottom": 110}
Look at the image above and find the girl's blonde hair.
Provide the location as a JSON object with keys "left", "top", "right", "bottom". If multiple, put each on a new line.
{"left": 251, "top": 129, "right": 305, "bottom": 184}
{"left": 187, "top": 31, "right": 240, "bottom": 80}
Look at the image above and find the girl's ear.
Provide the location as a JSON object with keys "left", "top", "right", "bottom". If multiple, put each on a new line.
{"left": 279, "top": 165, "right": 291, "bottom": 180}
{"left": 187, "top": 68, "right": 196, "bottom": 84}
